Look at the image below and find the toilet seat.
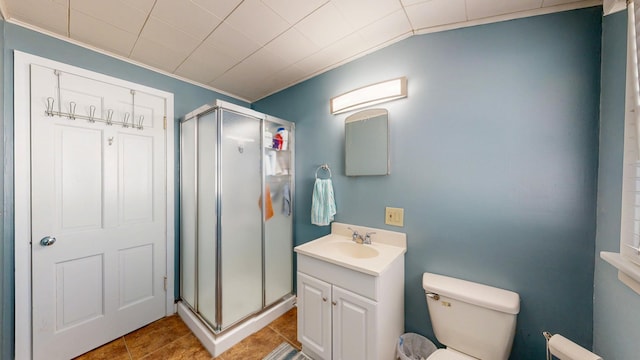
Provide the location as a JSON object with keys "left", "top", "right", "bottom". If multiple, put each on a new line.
{"left": 427, "top": 349, "right": 477, "bottom": 360}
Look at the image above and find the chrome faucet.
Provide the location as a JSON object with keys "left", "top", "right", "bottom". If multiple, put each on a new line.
{"left": 348, "top": 227, "right": 375, "bottom": 244}
{"left": 363, "top": 232, "right": 375, "bottom": 244}
{"left": 348, "top": 227, "right": 362, "bottom": 243}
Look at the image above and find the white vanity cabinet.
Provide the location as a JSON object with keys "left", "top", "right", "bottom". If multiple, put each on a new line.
{"left": 296, "top": 242, "right": 405, "bottom": 360}
{"left": 297, "top": 272, "right": 333, "bottom": 359}
{"left": 294, "top": 223, "right": 407, "bottom": 360}
{"left": 298, "top": 272, "right": 377, "bottom": 360}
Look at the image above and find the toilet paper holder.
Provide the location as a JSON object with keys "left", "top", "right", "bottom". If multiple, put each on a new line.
{"left": 542, "top": 331, "right": 602, "bottom": 360}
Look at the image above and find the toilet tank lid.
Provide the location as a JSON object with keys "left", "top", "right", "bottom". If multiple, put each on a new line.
{"left": 423, "top": 272, "right": 520, "bottom": 315}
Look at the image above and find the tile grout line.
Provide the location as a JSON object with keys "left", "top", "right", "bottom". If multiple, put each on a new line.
{"left": 122, "top": 336, "right": 133, "bottom": 360}
{"left": 134, "top": 332, "right": 193, "bottom": 359}
{"left": 267, "top": 324, "right": 300, "bottom": 350}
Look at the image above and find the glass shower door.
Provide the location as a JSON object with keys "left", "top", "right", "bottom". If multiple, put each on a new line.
{"left": 181, "top": 101, "right": 294, "bottom": 334}
{"left": 180, "top": 116, "right": 196, "bottom": 309}
{"left": 219, "top": 109, "right": 263, "bottom": 329}
{"left": 264, "top": 120, "right": 294, "bottom": 305}
{"left": 180, "top": 109, "right": 219, "bottom": 328}
{"left": 197, "top": 110, "right": 218, "bottom": 326}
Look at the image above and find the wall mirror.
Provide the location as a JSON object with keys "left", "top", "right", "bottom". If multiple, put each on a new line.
{"left": 345, "top": 108, "right": 389, "bottom": 176}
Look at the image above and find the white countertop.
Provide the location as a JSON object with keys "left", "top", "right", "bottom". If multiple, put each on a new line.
{"left": 294, "top": 223, "right": 407, "bottom": 276}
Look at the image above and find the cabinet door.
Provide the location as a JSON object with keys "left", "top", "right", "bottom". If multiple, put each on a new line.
{"left": 332, "top": 286, "right": 377, "bottom": 360}
{"left": 298, "top": 272, "right": 332, "bottom": 360}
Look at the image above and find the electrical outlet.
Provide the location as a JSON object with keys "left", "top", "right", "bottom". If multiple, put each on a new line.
{"left": 385, "top": 207, "right": 404, "bottom": 227}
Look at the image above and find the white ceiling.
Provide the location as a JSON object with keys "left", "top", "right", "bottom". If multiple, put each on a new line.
{"left": 0, "top": 0, "right": 601, "bottom": 102}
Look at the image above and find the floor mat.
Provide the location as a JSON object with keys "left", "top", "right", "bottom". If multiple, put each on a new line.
{"left": 262, "top": 342, "right": 310, "bottom": 360}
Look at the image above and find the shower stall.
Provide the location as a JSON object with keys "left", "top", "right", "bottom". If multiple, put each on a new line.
{"left": 178, "top": 100, "right": 294, "bottom": 356}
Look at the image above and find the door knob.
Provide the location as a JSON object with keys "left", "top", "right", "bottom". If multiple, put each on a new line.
{"left": 40, "top": 236, "right": 56, "bottom": 246}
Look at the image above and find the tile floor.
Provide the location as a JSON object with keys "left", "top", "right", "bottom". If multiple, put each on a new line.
{"left": 74, "top": 307, "right": 300, "bottom": 360}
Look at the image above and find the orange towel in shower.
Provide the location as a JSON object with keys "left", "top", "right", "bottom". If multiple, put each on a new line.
{"left": 258, "top": 184, "right": 274, "bottom": 220}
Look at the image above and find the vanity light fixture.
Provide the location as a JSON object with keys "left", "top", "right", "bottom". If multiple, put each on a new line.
{"left": 330, "top": 76, "right": 407, "bottom": 114}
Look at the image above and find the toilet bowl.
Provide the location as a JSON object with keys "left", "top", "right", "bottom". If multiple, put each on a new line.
{"left": 422, "top": 272, "right": 520, "bottom": 360}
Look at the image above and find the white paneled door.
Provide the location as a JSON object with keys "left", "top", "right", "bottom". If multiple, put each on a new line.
{"left": 29, "top": 64, "right": 168, "bottom": 359}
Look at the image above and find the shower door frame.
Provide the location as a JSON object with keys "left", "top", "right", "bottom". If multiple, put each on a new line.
{"left": 180, "top": 100, "right": 295, "bottom": 333}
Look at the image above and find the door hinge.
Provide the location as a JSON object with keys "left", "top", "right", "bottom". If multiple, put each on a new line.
{"left": 164, "top": 276, "right": 167, "bottom": 292}
{"left": 163, "top": 116, "right": 167, "bottom": 130}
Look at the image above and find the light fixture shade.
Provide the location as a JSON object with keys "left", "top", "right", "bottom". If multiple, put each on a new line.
{"left": 330, "top": 77, "right": 407, "bottom": 114}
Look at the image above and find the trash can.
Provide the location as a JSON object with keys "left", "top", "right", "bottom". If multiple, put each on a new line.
{"left": 396, "top": 333, "right": 437, "bottom": 360}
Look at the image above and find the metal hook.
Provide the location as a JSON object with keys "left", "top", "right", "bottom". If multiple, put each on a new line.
{"left": 122, "top": 112, "right": 130, "bottom": 128}
{"left": 68, "top": 101, "right": 77, "bottom": 120}
{"left": 46, "top": 97, "right": 55, "bottom": 116}
{"left": 106, "top": 109, "right": 114, "bottom": 126}
{"left": 137, "top": 115, "right": 144, "bottom": 130}
{"left": 88, "top": 105, "right": 96, "bottom": 123}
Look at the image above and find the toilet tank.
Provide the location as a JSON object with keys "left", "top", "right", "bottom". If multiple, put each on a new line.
{"left": 422, "top": 273, "right": 520, "bottom": 360}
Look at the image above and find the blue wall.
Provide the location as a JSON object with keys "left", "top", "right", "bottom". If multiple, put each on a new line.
{"left": 0, "top": 20, "right": 5, "bottom": 360}
{"left": 254, "top": 8, "right": 602, "bottom": 359}
{"left": 1, "top": 6, "right": 625, "bottom": 360}
{"left": 0, "top": 22, "right": 248, "bottom": 359}
{"left": 593, "top": 10, "right": 640, "bottom": 359}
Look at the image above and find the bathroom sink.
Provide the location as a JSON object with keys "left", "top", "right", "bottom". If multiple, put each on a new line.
{"left": 327, "top": 242, "right": 379, "bottom": 259}
{"left": 294, "top": 223, "right": 407, "bottom": 276}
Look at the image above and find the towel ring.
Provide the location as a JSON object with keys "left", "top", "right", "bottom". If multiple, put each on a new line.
{"left": 315, "top": 164, "right": 332, "bottom": 179}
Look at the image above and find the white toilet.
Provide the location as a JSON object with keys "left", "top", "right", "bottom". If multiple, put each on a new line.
{"left": 422, "top": 272, "right": 520, "bottom": 360}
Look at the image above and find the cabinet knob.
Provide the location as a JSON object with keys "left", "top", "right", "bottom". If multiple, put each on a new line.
{"left": 322, "top": 297, "right": 327, "bottom": 302}
{"left": 332, "top": 301, "right": 337, "bottom": 306}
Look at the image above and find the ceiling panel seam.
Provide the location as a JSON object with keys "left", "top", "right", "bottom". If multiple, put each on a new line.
{"left": 172, "top": 0, "right": 246, "bottom": 74}
{"left": 129, "top": 0, "right": 158, "bottom": 58}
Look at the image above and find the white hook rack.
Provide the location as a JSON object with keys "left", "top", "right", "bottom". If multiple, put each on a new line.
{"left": 44, "top": 69, "right": 145, "bottom": 130}
{"left": 45, "top": 97, "right": 145, "bottom": 130}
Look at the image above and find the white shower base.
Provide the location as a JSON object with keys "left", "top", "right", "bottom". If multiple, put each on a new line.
{"left": 177, "top": 296, "right": 296, "bottom": 357}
